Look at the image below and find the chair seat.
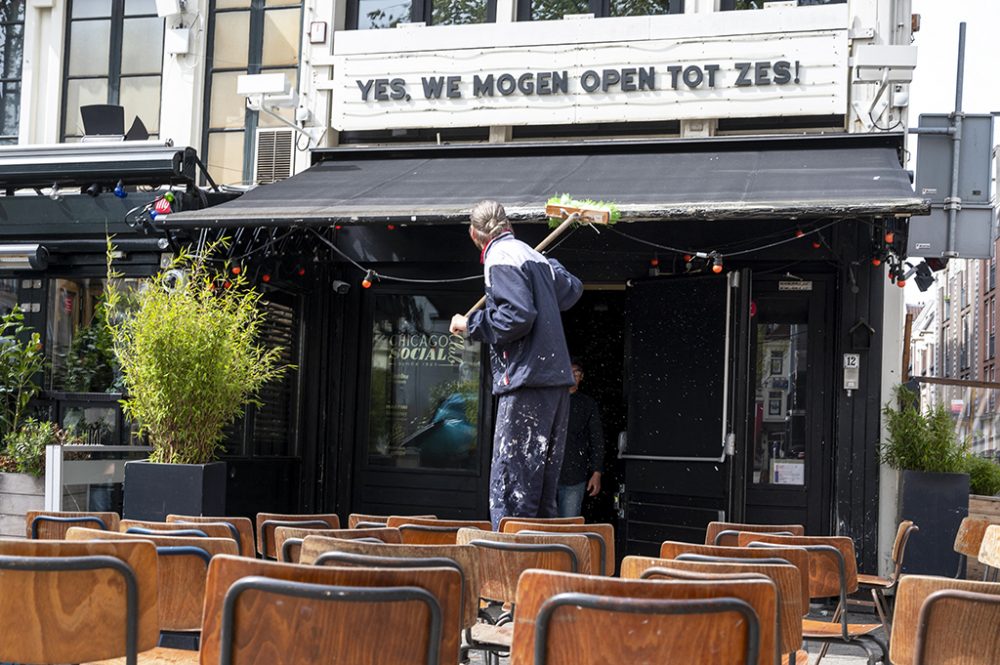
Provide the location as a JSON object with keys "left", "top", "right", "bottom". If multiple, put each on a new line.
{"left": 781, "top": 650, "right": 809, "bottom": 665}
{"left": 857, "top": 573, "right": 892, "bottom": 588}
{"left": 85, "top": 646, "right": 198, "bottom": 665}
{"left": 469, "top": 621, "right": 514, "bottom": 648}
{"left": 803, "top": 618, "right": 882, "bottom": 638}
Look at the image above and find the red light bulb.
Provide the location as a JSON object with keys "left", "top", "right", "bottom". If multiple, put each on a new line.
{"left": 387, "top": 224, "right": 396, "bottom": 231}
{"left": 885, "top": 232, "right": 895, "bottom": 244}
{"left": 297, "top": 267, "right": 306, "bottom": 277}
{"left": 650, "top": 257, "right": 659, "bottom": 267}
{"left": 872, "top": 258, "right": 882, "bottom": 267}
{"left": 812, "top": 241, "right": 822, "bottom": 249}
{"left": 262, "top": 274, "right": 271, "bottom": 283}
{"left": 795, "top": 229, "right": 805, "bottom": 238}
{"left": 231, "top": 266, "right": 241, "bottom": 275}
{"left": 897, "top": 279, "right": 906, "bottom": 288}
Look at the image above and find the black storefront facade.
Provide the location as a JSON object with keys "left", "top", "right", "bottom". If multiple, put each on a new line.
{"left": 157, "top": 132, "right": 928, "bottom": 571}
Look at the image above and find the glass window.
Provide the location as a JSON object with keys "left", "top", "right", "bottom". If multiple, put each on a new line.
{"left": 751, "top": 310, "right": 808, "bottom": 487}
{"left": 609, "top": 0, "right": 677, "bottom": 17}
{"left": 352, "top": 0, "right": 493, "bottom": 29}
{"left": 356, "top": 0, "right": 412, "bottom": 28}
{"left": 367, "top": 294, "right": 482, "bottom": 471}
{"left": 530, "top": 0, "right": 588, "bottom": 20}
{"left": 0, "top": 0, "right": 25, "bottom": 142}
{"left": 432, "top": 0, "right": 488, "bottom": 24}
{"left": 203, "top": 0, "right": 302, "bottom": 185}
{"left": 62, "top": 0, "right": 163, "bottom": 140}
{"left": 720, "top": 0, "right": 843, "bottom": 9}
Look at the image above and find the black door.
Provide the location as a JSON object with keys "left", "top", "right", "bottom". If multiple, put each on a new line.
{"left": 621, "top": 271, "right": 751, "bottom": 555}
{"left": 350, "top": 290, "right": 492, "bottom": 519}
{"left": 744, "top": 277, "right": 833, "bottom": 535}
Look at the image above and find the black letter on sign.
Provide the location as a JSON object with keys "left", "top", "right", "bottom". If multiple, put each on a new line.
{"left": 734, "top": 62, "right": 752, "bottom": 87}
{"left": 473, "top": 74, "right": 494, "bottom": 97}
{"left": 580, "top": 70, "right": 600, "bottom": 92}
{"left": 638, "top": 67, "right": 655, "bottom": 91}
{"left": 497, "top": 74, "right": 516, "bottom": 96}
{"left": 667, "top": 65, "right": 682, "bottom": 89}
{"left": 755, "top": 61, "right": 771, "bottom": 85}
{"left": 422, "top": 77, "right": 446, "bottom": 98}
{"left": 552, "top": 71, "right": 569, "bottom": 94}
{"left": 772, "top": 60, "right": 791, "bottom": 85}
{"left": 446, "top": 76, "right": 461, "bottom": 98}
{"left": 389, "top": 79, "right": 406, "bottom": 100}
{"left": 517, "top": 73, "right": 534, "bottom": 95}
{"left": 682, "top": 65, "right": 703, "bottom": 88}
{"left": 374, "top": 79, "right": 389, "bottom": 101}
{"left": 357, "top": 79, "right": 374, "bottom": 101}
{"left": 620, "top": 68, "right": 637, "bottom": 92}
{"left": 602, "top": 69, "right": 621, "bottom": 92}
{"left": 704, "top": 64, "right": 720, "bottom": 87}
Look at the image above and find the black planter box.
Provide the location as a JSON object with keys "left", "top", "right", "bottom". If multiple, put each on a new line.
{"left": 898, "top": 469, "right": 969, "bottom": 576}
{"left": 123, "top": 460, "right": 227, "bottom": 521}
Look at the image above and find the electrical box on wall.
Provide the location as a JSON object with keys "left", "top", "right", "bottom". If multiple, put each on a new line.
{"left": 165, "top": 28, "right": 191, "bottom": 55}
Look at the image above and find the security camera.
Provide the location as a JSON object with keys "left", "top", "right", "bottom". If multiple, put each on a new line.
{"left": 332, "top": 280, "right": 351, "bottom": 295}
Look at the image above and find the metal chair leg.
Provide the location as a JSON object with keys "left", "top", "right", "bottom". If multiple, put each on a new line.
{"left": 872, "top": 587, "right": 891, "bottom": 634}
{"left": 815, "top": 602, "right": 844, "bottom": 665}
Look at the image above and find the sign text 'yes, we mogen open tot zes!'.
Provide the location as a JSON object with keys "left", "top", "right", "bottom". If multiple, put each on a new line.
{"left": 355, "top": 60, "right": 803, "bottom": 102}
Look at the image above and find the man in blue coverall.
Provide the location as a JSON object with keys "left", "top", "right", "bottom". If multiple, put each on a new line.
{"left": 450, "top": 200, "right": 583, "bottom": 528}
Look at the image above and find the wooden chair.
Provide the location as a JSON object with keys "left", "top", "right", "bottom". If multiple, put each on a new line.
{"left": 25, "top": 510, "right": 121, "bottom": 539}
{"left": 954, "top": 516, "right": 994, "bottom": 579}
{"left": 275, "top": 526, "right": 403, "bottom": 563}
{"left": 120, "top": 519, "right": 238, "bottom": 542}
{"left": 739, "top": 532, "right": 887, "bottom": 665}
{"left": 889, "top": 574, "right": 1000, "bottom": 665}
{"left": 456, "top": 527, "right": 590, "bottom": 663}
{"left": 705, "top": 521, "right": 805, "bottom": 547}
{"left": 496, "top": 515, "right": 584, "bottom": 531}
{"left": 66, "top": 526, "right": 237, "bottom": 639}
{"left": 255, "top": 512, "right": 341, "bottom": 559}
{"left": 510, "top": 569, "right": 774, "bottom": 665}
{"left": 300, "top": 534, "right": 481, "bottom": 631}
{"left": 166, "top": 514, "right": 255, "bottom": 558}
{"left": 623, "top": 554, "right": 804, "bottom": 665}
{"left": 0, "top": 538, "right": 159, "bottom": 665}
{"left": 349, "top": 513, "right": 436, "bottom": 528}
{"left": 979, "top": 524, "right": 1000, "bottom": 581}
{"left": 502, "top": 521, "right": 615, "bottom": 576}
{"left": 386, "top": 516, "right": 492, "bottom": 545}
{"left": 199, "top": 554, "right": 463, "bottom": 665}
{"left": 853, "top": 520, "right": 918, "bottom": 632}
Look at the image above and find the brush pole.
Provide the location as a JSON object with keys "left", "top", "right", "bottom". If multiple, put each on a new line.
{"left": 464, "top": 212, "right": 580, "bottom": 318}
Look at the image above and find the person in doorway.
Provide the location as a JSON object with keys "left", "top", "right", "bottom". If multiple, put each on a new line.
{"left": 556, "top": 359, "right": 605, "bottom": 518}
{"left": 449, "top": 200, "right": 583, "bottom": 528}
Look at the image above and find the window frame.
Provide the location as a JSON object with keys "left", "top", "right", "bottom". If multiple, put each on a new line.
{"left": 347, "top": 0, "right": 497, "bottom": 30}
{"left": 0, "top": 0, "right": 25, "bottom": 143}
{"left": 60, "top": 0, "right": 165, "bottom": 141}
{"left": 201, "top": 0, "right": 304, "bottom": 185}
{"left": 516, "top": 0, "right": 682, "bottom": 21}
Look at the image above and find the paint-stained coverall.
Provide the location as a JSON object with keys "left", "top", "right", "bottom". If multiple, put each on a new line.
{"left": 467, "top": 232, "right": 583, "bottom": 527}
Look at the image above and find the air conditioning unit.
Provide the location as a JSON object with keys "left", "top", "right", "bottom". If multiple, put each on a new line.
{"left": 254, "top": 128, "right": 294, "bottom": 184}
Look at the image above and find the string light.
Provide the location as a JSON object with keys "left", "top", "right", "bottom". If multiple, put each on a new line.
{"left": 650, "top": 256, "right": 659, "bottom": 267}
{"left": 711, "top": 254, "right": 723, "bottom": 274}
{"left": 885, "top": 231, "right": 895, "bottom": 244}
{"left": 231, "top": 266, "right": 241, "bottom": 275}
{"left": 262, "top": 273, "right": 271, "bottom": 283}
{"left": 795, "top": 229, "right": 805, "bottom": 238}
{"left": 362, "top": 270, "right": 376, "bottom": 289}
{"left": 113, "top": 180, "right": 127, "bottom": 199}
{"left": 872, "top": 257, "right": 882, "bottom": 267}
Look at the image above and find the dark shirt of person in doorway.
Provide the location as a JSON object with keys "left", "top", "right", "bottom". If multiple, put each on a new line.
{"left": 556, "top": 359, "right": 605, "bottom": 518}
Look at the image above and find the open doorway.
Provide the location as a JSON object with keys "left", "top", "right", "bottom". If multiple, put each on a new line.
{"left": 562, "top": 287, "right": 627, "bottom": 525}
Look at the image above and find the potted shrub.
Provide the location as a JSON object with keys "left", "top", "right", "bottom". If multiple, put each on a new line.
{"left": 105, "top": 241, "right": 289, "bottom": 520}
{"left": 882, "top": 385, "right": 970, "bottom": 576}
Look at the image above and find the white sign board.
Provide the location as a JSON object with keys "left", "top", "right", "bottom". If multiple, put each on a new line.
{"left": 330, "top": 6, "right": 849, "bottom": 131}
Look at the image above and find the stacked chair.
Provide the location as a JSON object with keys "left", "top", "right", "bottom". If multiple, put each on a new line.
{"left": 25, "top": 509, "right": 120, "bottom": 539}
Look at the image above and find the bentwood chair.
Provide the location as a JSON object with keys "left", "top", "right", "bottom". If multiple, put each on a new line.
{"left": 348, "top": 513, "right": 436, "bottom": 528}
{"left": 953, "top": 516, "right": 994, "bottom": 579}
{"left": 739, "top": 533, "right": 887, "bottom": 665}
{"left": 510, "top": 569, "right": 774, "bottom": 665}
{"left": 199, "top": 555, "right": 463, "bottom": 665}
{"left": 625, "top": 554, "right": 806, "bottom": 665}
{"left": 25, "top": 510, "right": 121, "bottom": 539}
{"left": 705, "top": 521, "right": 804, "bottom": 547}
{"left": 166, "top": 515, "right": 256, "bottom": 557}
{"left": 496, "top": 516, "right": 584, "bottom": 531}
{"left": 275, "top": 526, "right": 403, "bottom": 562}
{"left": 851, "top": 520, "right": 918, "bottom": 632}
{"left": 120, "top": 519, "right": 238, "bottom": 542}
{"left": 254, "top": 512, "right": 340, "bottom": 559}
{"left": 978, "top": 524, "right": 1000, "bottom": 581}
{"left": 66, "top": 526, "right": 237, "bottom": 644}
{"left": 502, "top": 521, "right": 615, "bottom": 575}
{"left": 0, "top": 539, "right": 160, "bottom": 665}
{"left": 889, "top": 574, "right": 1000, "bottom": 665}
{"left": 386, "top": 517, "right": 493, "bottom": 545}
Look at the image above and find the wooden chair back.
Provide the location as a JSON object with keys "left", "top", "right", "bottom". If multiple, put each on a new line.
{"left": 255, "top": 513, "right": 341, "bottom": 559}
{"left": 954, "top": 517, "right": 993, "bottom": 558}
{"left": 275, "top": 526, "right": 403, "bottom": 562}
{"left": 0, "top": 538, "right": 159, "bottom": 664}
{"left": 349, "top": 513, "right": 436, "bottom": 528}
{"left": 66, "top": 526, "right": 238, "bottom": 632}
{"left": 456, "top": 528, "right": 589, "bottom": 605}
{"left": 166, "top": 514, "right": 256, "bottom": 557}
{"left": 510, "top": 569, "right": 775, "bottom": 665}
{"left": 622, "top": 554, "right": 803, "bottom": 659}
{"left": 978, "top": 524, "right": 1000, "bottom": 570}
{"left": 386, "top": 517, "right": 493, "bottom": 545}
{"left": 200, "top": 554, "right": 462, "bottom": 665}
{"left": 497, "top": 515, "right": 584, "bottom": 531}
{"left": 889, "top": 574, "right": 1000, "bottom": 665}
{"left": 25, "top": 510, "right": 121, "bottom": 539}
{"left": 300, "top": 534, "right": 481, "bottom": 629}
{"left": 503, "top": 521, "right": 615, "bottom": 576}
{"left": 660, "top": 540, "right": 811, "bottom": 611}
{"left": 737, "top": 532, "right": 859, "bottom": 597}
{"left": 120, "top": 518, "right": 237, "bottom": 541}
{"left": 705, "top": 521, "right": 804, "bottom": 547}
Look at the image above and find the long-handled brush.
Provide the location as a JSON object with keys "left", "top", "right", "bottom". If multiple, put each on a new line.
{"left": 463, "top": 196, "right": 619, "bottom": 317}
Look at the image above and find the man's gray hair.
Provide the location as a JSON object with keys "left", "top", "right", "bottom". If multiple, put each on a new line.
{"left": 469, "top": 200, "right": 512, "bottom": 244}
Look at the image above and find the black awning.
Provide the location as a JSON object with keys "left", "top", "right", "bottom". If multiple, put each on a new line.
{"left": 162, "top": 135, "right": 928, "bottom": 228}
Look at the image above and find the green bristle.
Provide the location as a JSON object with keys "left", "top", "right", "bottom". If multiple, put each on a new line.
{"left": 546, "top": 194, "right": 621, "bottom": 227}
